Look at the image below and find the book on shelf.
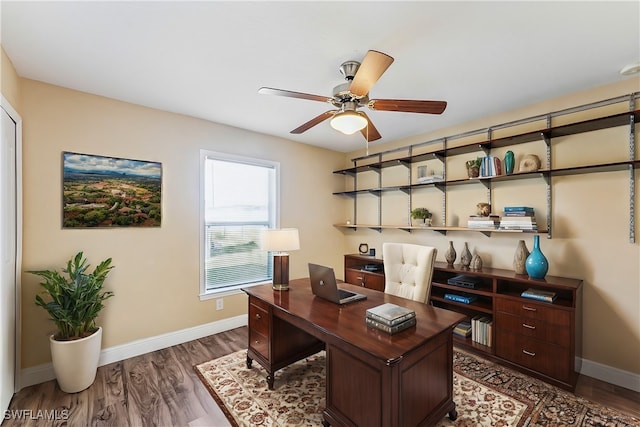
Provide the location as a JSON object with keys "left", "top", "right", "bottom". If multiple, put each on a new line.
{"left": 480, "top": 155, "right": 502, "bottom": 177}
{"left": 444, "top": 293, "right": 477, "bottom": 304}
{"left": 365, "top": 316, "right": 416, "bottom": 334}
{"left": 453, "top": 321, "right": 472, "bottom": 338}
{"left": 471, "top": 315, "right": 493, "bottom": 347}
{"left": 416, "top": 174, "right": 444, "bottom": 184}
{"left": 366, "top": 303, "right": 416, "bottom": 326}
{"left": 500, "top": 216, "right": 538, "bottom": 230}
{"left": 503, "top": 206, "right": 535, "bottom": 213}
{"left": 468, "top": 215, "right": 500, "bottom": 227}
{"left": 521, "top": 288, "right": 557, "bottom": 303}
{"left": 503, "top": 211, "right": 536, "bottom": 217}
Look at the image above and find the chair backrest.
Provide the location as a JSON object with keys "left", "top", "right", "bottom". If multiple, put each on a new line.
{"left": 382, "top": 243, "right": 437, "bottom": 303}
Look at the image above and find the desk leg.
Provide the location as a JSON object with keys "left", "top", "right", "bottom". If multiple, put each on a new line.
{"left": 449, "top": 406, "right": 458, "bottom": 421}
{"left": 246, "top": 355, "right": 253, "bottom": 369}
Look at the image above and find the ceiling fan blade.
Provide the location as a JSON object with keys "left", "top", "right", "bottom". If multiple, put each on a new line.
{"left": 359, "top": 112, "right": 382, "bottom": 142}
{"left": 369, "top": 99, "right": 447, "bottom": 114}
{"left": 349, "top": 50, "right": 394, "bottom": 97}
{"left": 290, "top": 111, "right": 337, "bottom": 134}
{"left": 258, "top": 87, "right": 333, "bottom": 103}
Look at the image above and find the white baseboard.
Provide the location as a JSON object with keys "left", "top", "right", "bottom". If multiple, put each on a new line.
{"left": 578, "top": 357, "right": 640, "bottom": 393}
{"left": 19, "top": 314, "right": 247, "bottom": 390}
{"left": 20, "top": 319, "right": 640, "bottom": 395}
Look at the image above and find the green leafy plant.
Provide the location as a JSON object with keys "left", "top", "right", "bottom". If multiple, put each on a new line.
{"left": 411, "top": 207, "right": 432, "bottom": 219}
{"left": 30, "top": 252, "right": 114, "bottom": 341}
{"left": 466, "top": 157, "right": 482, "bottom": 169}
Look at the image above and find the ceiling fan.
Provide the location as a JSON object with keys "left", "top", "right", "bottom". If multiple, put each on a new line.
{"left": 258, "top": 50, "right": 447, "bottom": 142}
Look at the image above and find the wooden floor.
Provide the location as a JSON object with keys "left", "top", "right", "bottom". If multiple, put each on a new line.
{"left": 5, "top": 326, "right": 640, "bottom": 426}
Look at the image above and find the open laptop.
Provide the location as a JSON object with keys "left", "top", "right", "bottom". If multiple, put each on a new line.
{"left": 308, "top": 263, "right": 367, "bottom": 305}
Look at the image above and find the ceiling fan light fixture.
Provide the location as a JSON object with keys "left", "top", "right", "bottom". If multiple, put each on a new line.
{"left": 330, "top": 111, "right": 367, "bottom": 135}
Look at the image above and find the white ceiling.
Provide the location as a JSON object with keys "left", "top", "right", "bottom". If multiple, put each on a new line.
{"left": 2, "top": 1, "right": 639, "bottom": 153}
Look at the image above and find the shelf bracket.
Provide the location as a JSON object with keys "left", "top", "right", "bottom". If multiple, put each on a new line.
{"left": 542, "top": 127, "right": 553, "bottom": 239}
{"left": 628, "top": 95, "right": 636, "bottom": 243}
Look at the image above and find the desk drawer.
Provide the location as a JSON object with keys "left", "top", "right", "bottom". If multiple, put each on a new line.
{"left": 249, "top": 329, "right": 269, "bottom": 359}
{"left": 496, "top": 330, "right": 571, "bottom": 383}
{"left": 249, "top": 301, "right": 270, "bottom": 337}
{"left": 495, "top": 298, "right": 570, "bottom": 326}
{"left": 495, "top": 311, "right": 569, "bottom": 347}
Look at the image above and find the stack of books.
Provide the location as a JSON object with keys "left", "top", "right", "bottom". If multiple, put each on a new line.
{"left": 453, "top": 321, "right": 472, "bottom": 338}
{"left": 471, "top": 315, "right": 492, "bottom": 347}
{"left": 365, "top": 303, "right": 416, "bottom": 334}
{"left": 467, "top": 215, "right": 500, "bottom": 229}
{"left": 479, "top": 155, "right": 503, "bottom": 177}
{"left": 417, "top": 174, "right": 444, "bottom": 184}
{"left": 521, "top": 288, "right": 557, "bottom": 303}
{"left": 500, "top": 206, "right": 538, "bottom": 230}
{"left": 444, "top": 293, "right": 477, "bottom": 304}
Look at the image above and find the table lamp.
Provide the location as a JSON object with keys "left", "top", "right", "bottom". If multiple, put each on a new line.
{"left": 261, "top": 228, "right": 300, "bottom": 291}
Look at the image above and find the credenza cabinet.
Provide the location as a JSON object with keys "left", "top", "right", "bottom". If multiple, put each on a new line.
{"left": 343, "top": 254, "right": 385, "bottom": 291}
{"left": 343, "top": 255, "right": 583, "bottom": 390}
{"left": 431, "top": 262, "right": 582, "bottom": 390}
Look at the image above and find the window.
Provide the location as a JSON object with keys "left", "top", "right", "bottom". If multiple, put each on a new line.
{"left": 200, "top": 151, "right": 278, "bottom": 297}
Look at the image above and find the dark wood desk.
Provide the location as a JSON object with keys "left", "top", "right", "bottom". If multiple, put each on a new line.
{"left": 244, "top": 279, "right": 465, "bottom": 427}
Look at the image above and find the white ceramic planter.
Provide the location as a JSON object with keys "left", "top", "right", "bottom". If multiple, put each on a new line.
{"left": 50, "top": 327, "right": 102, "bottom": 393}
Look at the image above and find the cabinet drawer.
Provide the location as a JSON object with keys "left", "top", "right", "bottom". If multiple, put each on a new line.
{"left": 495, "top": 298, "right": 570, "bottom": 326}
{"left": 496, "top": 330, "right": 572, "bottom": 383}
{"left": 495, "top": 311, "right": 570, "bottom": 347}
{"left": 345, "top": 269, "right": 385, "bottom": 292}
{"left": 249, "top": 301, "right": 270, "bottom": 337}
{"left": 249, "top": 329, "right": 269, "bottom": 359}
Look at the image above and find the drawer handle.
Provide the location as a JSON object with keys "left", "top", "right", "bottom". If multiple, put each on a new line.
{"left": 522, "top": 323, "right": 536, "bottom": 330}
{"left": 522, "top": 305, "right": 537, "bottom": 312}
{"left": 255, "top": 313, "right": 261, "bottom": 320}
{"left": 522, "top": 349, "right": 536, "bottom": 357}
{"left": 254, "top": 340, "right": 260, "bottom": 345}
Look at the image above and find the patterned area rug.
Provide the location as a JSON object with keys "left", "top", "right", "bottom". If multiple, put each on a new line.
{"left": 195, "top": 348, "right": 639, "bottom": 427}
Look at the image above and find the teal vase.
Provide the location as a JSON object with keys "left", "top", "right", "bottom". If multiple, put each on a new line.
{"left": 525, "top": 235, "right": 548, "bottom": 279}
{"left": 504, "top": 150, "right": 515, "bottom": 175}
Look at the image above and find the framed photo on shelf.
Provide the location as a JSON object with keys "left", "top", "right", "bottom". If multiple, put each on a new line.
{"left": 62, "top": 151, "right": 162, "bottom": 228}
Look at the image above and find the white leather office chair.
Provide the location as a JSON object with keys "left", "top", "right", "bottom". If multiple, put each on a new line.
{"left": 382, "top": 243, "right": 437, "bottom": 303}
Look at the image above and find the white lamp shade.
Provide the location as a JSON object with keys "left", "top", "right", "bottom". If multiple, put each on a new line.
{"left": 330, "top": 111, "right": 367, "bottom": 135}
{"left": 261, "top": 228, "right": 300, "bottom": 252}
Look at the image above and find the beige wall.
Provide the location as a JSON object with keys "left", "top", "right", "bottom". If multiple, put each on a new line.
{"left": 342, "top": 78, "right": 640, "bottom": 375}
{"left": 19, "top": 79, "right": 348, "bottom": 368}
{"left": 1, "top": 46, "right": 21, "bottom": 111}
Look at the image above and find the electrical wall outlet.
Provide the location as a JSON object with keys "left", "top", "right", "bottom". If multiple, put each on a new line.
{"left": 216, "top": 299, "right": 224, "bottom": 311}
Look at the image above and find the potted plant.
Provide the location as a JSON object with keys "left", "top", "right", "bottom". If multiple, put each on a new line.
{"left": 29, "top": 252, "right": 114, "bottom": 393}
{"left": 466, "top": 157, "right": 482, "bottom": 178}
{"left": 410, "top": 207, "right": 432, "bottom": 226}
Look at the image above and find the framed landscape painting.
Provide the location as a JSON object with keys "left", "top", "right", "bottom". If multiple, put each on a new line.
{"left": 62, "top": 152, "right": 162, "bottom": 228}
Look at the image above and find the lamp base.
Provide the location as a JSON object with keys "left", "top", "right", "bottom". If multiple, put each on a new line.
{"left": 272, "top": 253, "right": 290, "bottom": 291}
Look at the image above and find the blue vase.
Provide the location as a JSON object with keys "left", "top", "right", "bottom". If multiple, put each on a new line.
{"left": 504, "top": 150, "right": 515, "bottom": 175}
{"left": 525, "top": 235, "right": 548, "bottom": 279}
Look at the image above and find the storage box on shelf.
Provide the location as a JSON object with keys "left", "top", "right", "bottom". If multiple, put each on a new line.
{"left": 333, "top": 95, "right": 639, "bottom": 241}
{"left": 430, "top": 261, "right": 582, "bottom": 391}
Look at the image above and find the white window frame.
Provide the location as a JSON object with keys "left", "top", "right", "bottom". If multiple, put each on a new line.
{"left": 199, "top": 150, "right": 280, "bottom": 300}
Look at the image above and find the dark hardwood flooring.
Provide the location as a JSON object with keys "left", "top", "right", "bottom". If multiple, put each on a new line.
{"left": 4, "top": 326, "right": 639, "bottom": 426}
